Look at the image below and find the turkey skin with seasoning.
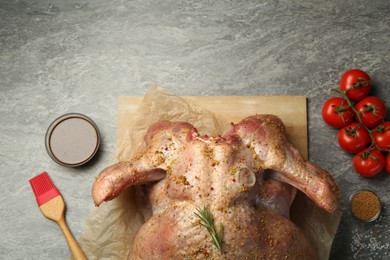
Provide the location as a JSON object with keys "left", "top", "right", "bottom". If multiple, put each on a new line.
{"left": 92, "top": 114, "right": 340, "bottom": 259}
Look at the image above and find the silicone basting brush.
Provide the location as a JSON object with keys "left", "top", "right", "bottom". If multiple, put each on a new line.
{"left": 29, "top": 171, "right": 87, "bottom": 260}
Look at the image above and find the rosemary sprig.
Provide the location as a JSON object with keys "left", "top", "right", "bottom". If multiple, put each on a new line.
{"left": 194, "top": 206, "right": 223, "bottom": 252}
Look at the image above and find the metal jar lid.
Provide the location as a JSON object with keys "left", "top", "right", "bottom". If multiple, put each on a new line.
{"left": 45, "top": 113, "right": 100, "bottom": 167}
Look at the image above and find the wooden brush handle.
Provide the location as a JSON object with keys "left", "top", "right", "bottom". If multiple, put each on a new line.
{"left": 57, "top": 217, "right": 87, "bottom": 260}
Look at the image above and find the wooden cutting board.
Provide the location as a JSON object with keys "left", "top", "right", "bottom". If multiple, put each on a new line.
{"left": 117, "top": 96, "right": 308, "bottom": 159}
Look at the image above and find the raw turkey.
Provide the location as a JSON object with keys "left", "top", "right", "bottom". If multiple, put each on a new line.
{"left": 92, "top": 114, "right": 340, "bottom": 259}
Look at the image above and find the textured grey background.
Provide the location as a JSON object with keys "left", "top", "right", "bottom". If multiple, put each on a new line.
{"left": 1, "top": 0, "right": 390, "bottom": 259}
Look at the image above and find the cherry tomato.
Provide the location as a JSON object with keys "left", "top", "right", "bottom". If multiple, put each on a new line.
{"left": 339, "top": 69, "right": 371, "bottom": 101}
{"left": 353, "top": 148, "right": 385, "bottom": 177}
{"left": 372, "top": 122, "right": 390, "bottom": 151}
{"left": 386, "top": 153, "right": 390, "bottom": 174}
{"left": 355, "top": 96, "right": 386, "bottom": 128}
{"left": 322, "top": 97, "right": 354, "bottom": 128}
{"left": 338, "top": 122, "right": 370, "bottom": 153}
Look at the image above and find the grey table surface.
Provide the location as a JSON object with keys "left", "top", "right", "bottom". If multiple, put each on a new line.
{"left": 1, "top": 0, "right": 390, "bottom": 259}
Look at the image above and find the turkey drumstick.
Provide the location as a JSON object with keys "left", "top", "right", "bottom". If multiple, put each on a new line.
{"left": 92, "top": 121, "right": 198, "bottom": 206}
{"left": 230, "top": 114, "right": 339, "bottom": 214}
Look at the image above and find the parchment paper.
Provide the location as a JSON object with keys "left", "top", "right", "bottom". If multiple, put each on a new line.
{"left": 78, "top": 86, "right": 341, "bottom": 260}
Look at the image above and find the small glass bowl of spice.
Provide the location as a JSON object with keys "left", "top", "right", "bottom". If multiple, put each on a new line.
{"left": 349, "top": 189, "right": 381, "bottom": 222}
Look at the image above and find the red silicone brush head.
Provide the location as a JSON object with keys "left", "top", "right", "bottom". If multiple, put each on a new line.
{"left": 29, "top": 172, "right": 60, "bottom": 206}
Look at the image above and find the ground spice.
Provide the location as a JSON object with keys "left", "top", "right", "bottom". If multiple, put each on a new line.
{"left": 350, "top": 190, "right": 381, "bottom": 222}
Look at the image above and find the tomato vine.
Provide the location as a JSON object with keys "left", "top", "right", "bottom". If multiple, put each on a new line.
{"left": 322, "top": 69, "right": 389, "bottom": 176}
